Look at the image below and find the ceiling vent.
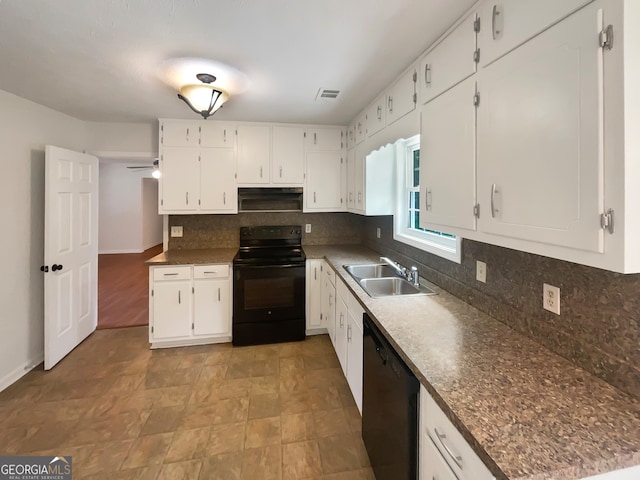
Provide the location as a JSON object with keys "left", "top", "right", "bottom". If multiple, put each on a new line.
{"left": 316, "top": 88, "right": 340, "bottom": 102}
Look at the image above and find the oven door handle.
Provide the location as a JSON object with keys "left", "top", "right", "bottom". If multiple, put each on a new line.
{"left": 235, "top": 264, "right": 304, "bottom": 269}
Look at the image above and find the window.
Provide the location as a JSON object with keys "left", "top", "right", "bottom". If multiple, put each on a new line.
{"left": 393, "top": 135, "right": 461, "bottom": 263}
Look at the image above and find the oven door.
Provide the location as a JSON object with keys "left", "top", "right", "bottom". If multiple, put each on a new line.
{"left": 233, "top": 263, "right": 306, "bottom": 345}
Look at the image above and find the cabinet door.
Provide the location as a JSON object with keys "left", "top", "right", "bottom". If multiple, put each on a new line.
{"left": 478, "top": 0, "right": 593, "bottom": 67}
{"left": 159, "top": 147, "right": 199, "bottom": 212}
{"left": 193, "top": 277, "right": 230, "bottom": 336}
{"left": 477, "top": 3, "right": 603, "bottom": 252}
{"left": 321, "top": 273, "right": 336, "bottom": 346}
{"left": 237, "top": 124, "right": 271, "bottom": 184}
{"left": 420, "top": 14, "right": 477, "bottom": 104}
{"left": 354, "top": 149, "right": 365, "bottom": 211}
{"left": 200, "top": 148, "right": 237, "bottom": 213}
{"left": 346, "top": 307, "right": 363, "bottom": 414}
{"left": 152, "top": 281, "right": 192, "bottom": 339}
{"left": 355, "top": 113, "right": 366, "bottom": 145}
{"left": 306, "top": 127, "right": 344, "bottom": 151}
{"left": 347, "top": 122, "right": 357, "bottom": 150}
{"left": 272, "top": 126, "right": 304, "bottom": 184}
{"left": 420, "top": 77, "right": 477, "bottom": 232}
{"left": 386, "top": 65, "right": 417, "bottom": 125}
{"left": 161, "top": 121, "right": 200, "bottom": 147}
{"left": 335, "top": 293, "right": 349, "bottom": 374}
{"left": 346, "top": 149, "right": 357, "bottom": 210}
{"left": 305, "top": 152, "right": 345, "bottom": 211}
{"left": 365, "top": 94, "right": 386, "bottom": 137}
{"left": 200, "top": 122, "right": 235, "bottom": 148}
{"left": 305, "top": 260, "right": 323, "bottom": 331}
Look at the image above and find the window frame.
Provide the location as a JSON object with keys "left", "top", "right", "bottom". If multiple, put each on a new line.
{"left": 393, "top": 135, "right": 462, "bottom": 263}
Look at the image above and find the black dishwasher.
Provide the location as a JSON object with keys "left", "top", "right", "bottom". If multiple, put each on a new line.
{"left": 362, "top": 314, "right": 419, "bottom": 480}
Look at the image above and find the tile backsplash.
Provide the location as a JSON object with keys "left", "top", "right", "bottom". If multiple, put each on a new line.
{"left": 168, "top": 212, "right": 364, "bottom": 249}
{"left": 363, "top": 216, "right": 640, "bottom": 399}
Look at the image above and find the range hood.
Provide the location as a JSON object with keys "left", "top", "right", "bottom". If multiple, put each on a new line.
{"left": 238, "top": 187, "right": 303, "bottom": 212}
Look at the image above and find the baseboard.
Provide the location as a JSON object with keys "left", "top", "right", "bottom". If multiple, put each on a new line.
{"left": 0, "top": 353, "right": 43, "bottom": 393}
{"left": 99, "top": 249, "right": 144, "bottom": 254}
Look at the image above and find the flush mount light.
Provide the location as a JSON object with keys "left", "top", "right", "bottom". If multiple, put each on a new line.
{"left": 177, "top": 73, "right": 229, "bottom": 119}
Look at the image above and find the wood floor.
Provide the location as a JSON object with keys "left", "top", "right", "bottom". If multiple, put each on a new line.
{"left": 98, "top": 244, "right": 163, "bottom": 329}
{"left": 0, "top": 327, "right": 372, "bottom": 479}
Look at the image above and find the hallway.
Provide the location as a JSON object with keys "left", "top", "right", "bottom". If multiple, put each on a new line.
{"left": 98, "top": 244, "right": 163, "bottom": 329}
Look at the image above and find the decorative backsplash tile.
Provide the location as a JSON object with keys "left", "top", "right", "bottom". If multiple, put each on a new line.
{"left": 362, "top": 216, "right": 640, "bottom": 399}
{"left": 168, "top": 212, "right": 365, "bottom": 249}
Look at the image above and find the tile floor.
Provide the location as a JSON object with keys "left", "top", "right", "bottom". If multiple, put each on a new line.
{"left": 0, "top": 327, "right": 373, "bottom": 479}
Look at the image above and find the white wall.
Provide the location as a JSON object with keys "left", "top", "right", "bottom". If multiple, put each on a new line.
{"left": 85, "top": 121, "right": 157, "bottom": 158}
{"left": 99, "top": 163, "right": 161, "bottom": 253}
{"left": 0, "top": 89, "right": 87, "bottom": 391}
{"left": 142, "top": 178, "right": 163, "bottom": 250}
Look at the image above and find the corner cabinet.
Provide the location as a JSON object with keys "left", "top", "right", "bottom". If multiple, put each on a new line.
{"left": 149, "top": 264, "right": 232, "bottom": 348}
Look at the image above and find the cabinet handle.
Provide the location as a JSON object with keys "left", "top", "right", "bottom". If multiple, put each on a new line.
{"left": 388, "top": 96, "right": 393, "bottom": 113}
{"left": 358, "top": 192, "right": 362, "bottom": 204}
{"left": 223, "top": 129, "right": 226, "bottom": 142}
{"left": 223, "top": 192, "right": 226, "bottom": 205}
{"left": 186, "top": 128, "right": 189, "bottom": 142}
{"left": 340, "top": 313, "right": 344, "bottom": 328}
{"left": 279, "top": 166, "right": 283, "bottom": 178}
{"left": 313, "top": 132, "right": 317, "bottom": 144}
{"left": 314, "top": 267, "right": 317, "bottom": 280}
{"left": 492, "top": 4, "right": 503, "bottom": 40}
{"left": 178, "top": 290, "right": 181, "bottom": 304}
{"left": 329, "top": 293, "right": 333, "bottom": 306}
{"left": 491, "top": 183, "right": 499, "bottom": 218}
{"left": 186, "top": 192, "right": 189, "bottom": 205}
{"left": 434, "top": 427, "right": 463, "bottom": 470}
{"left": 163, "top": 272, "right": 179, "bottom": 276}
{"left": 203, "top": 271, "right": 217, "bottom": 275}
{"left": 425, "top": 64, "right": 432, "bottom": 86}
{"left": 260, "top": 166, "right": 263, "bottom": 178}
{"left": 218, "top": 288, "right": 221, "bottom": 301}
{"left": 347, "top": 324, "right": 352, "bottom": 342}
{"left": 377, "top": 105, "right": 382, "bottom": 120}
{"left": 314, "top": 191, "right": 317, "bottom": 203}
{"left": 426, "top": 188, "right": 432, "bottom": 211}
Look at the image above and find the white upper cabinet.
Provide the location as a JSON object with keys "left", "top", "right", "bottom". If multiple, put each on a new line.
{"left": 272, "top": 126, "right": 305, "bottom": 185}
{"left": 200, "top": 122, "right": 236, "bottom": 148}
{"left": 478, "top": 0, "right": 594, "bottom": 67}
{"left": 236, "top": 124, "right": 271, "bottom": 184}
{"left": 386, "top": 63, "right": 418, "bottom": 125}
{"left": 159, "top": 147, "right": 200, "bottom": 212}
{"left": 477, "top": 2, "right": 603, "bottom": 252}
{"left": 354, "top": 112, "right": 367, "bottom": 145}
{"left": 349, "top": 143, "right": 395, "bottom": 216}
{"left": 160, "top": 120, "right": 200, "bottom": 147}
{"left": 420, "top": 77, "right": 477, "bottom": 232}
{"left": 420, "top": 13, "right": 478, "bottom": 105}
{"left": 346, "top": 148, "right": 357, "bottom": 210}
{"left": 200, "top": 149, "right": 237, "bottom": 213}
{"left": 305, "top": 152, "right": 346, "bottom": 212}
{"left": 365, "top": 93, "right": 386, "bottom": 137}
{"left": 306, "top": 127, "right": 344, "bottom": 151}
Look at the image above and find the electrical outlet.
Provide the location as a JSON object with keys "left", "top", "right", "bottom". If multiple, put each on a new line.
{"left": 476, "top": 261, "right": 486, "bottom": 283}
{"left": 543, "top": 283, "right": 560, "bottom": 315}
{"left": 170, "top": 226, "right": 183, "bottom": 238}
{"left": 305, "top": 224, "right": 311, "bottom": 233}
{"left": 376, "top": 227, "right": 381, "bottom": 239}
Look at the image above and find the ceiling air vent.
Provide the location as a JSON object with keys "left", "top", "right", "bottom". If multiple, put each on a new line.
{"left": 316, "top": 88, "right": 340, "bottom": 102}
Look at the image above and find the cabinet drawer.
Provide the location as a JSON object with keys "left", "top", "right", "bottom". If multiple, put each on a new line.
{"left": 153, "top": 266, "right": 192, "bottom": 281}
{"left": 478, "top": 0, "right": 593, "bottom": 67}
{"left": 193, "top": 265, "right": 229, "bottom": 279}
{"left": 422, "top": 386, "right": 494, "bottom": 480}
{"left": 322, "top": 262, "right": 336, "bottom": 286}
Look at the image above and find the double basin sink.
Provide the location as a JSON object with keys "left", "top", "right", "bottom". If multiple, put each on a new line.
{"left": 343, "top": 263, "right": 437, "bottom": 298}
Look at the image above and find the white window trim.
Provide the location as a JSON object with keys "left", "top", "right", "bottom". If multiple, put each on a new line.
{"left": 393, "top": 135, "right": 462, "bottom": 264}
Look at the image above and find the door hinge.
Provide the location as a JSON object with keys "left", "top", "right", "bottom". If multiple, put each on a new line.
{"left": 304, "top": 131, "right": 307, "bottom": 138}
{"left": 235, "top": 173, "right": 237, "bottom": 179}
{"left": 151, "top": 289, "right": 154, "bottom": 296}
{"left": 474, "top": 48, "right": 481, "bottom": 64}
{"left": 151, "top": 326, "right": 154, "bottom": 333}
{"left": 192, "top": 323, "right": 194, "bottom": 330}
{"left": 600, "top": 209, "right": 614, "bottom": 234}
{"left": 473, "top": 204, "right": 480, "bottom": 218}
{"left": 599, "top": 25, "right": 614, "bottom": 50}
{"left": 473, "top": 92, "right": 481, "bottom": 107}
{"left": 412, "top": 70, "right": 417, "bottom": 83}
{"left": 161, "top": 199, "right": 164, "bottom": 206}
{"left": 192, "top": 286, "right": 195, "bottom": 294}
{"left": 198, "top": 199, "right": 201, "bottom": 205}
{"left": 413, "top": 92, "right": 417, "bottom": 104}
{"left": 474, "top": 17, "right": 481, "bottom": 33}
{"left": 341, "top": 157, "right": 344, "bottom": 164}
{"left": 320, "top": 313, "right": 323, "bottom": 320}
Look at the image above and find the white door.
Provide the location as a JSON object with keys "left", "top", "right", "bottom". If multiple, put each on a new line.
{"left": 152, "top": 281, "right": 192, "bottom": 339}
{"left": 305, "top": 152, "right": 344, "bottom": 211}
{"left": 335, "top": 295, "right": 349, "bottom": 373}
{"left": 44, "top": 146, "right": 98, "bottom": 370}
{"left": 272, "top": 126, "right": 304, "bottom": 184}
{"left": 236, "top": 124, "right": 271, "bottom": 184}
{"left": 193, "top": 278, "right": 230, "bottom": 336}
{"left": 200, "top": 148, "right": 237, "bottom": 212}
{"left": 159, "top": 147, "right": 199, "bottom": 212}
{"left": 386, "top": 64, "right": 417, "bottom": 125}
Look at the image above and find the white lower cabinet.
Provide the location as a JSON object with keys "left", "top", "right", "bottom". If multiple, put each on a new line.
{"left": 419, "top": 385, "right": 495, "bottom": 480}
{"left": 336, "top": 277, "right": 364, "bottom": 413}
{"left": 149, "top": 264, "right": 232, "bottom": 348}
{"left": 305, "top": 259, "right": 325, "bottom": 334}
{"left": 320, "top": 261, "right": 337, "bottom": 346}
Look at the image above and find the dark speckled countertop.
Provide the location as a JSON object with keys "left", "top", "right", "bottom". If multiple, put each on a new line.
{"left": 145, "top": 248, "right": 237, "bottom": 265}
{"left": 304, "top": 245, "right": 640, "bottom": 480}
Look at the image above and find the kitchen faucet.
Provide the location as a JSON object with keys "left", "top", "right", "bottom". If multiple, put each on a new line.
{"left": 380, "top": 257, "right": 420, "bottom": 287}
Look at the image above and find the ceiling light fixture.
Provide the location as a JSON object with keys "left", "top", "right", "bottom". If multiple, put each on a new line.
{"left": 177, "top": 73, "right": 229, "bottom": 119}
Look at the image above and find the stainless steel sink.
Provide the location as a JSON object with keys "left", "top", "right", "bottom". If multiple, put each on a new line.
{"left": 359, "top": 277, "right": 435, "bottom": 298}
{"left": 343, "top": 263, "right": 398, "bottom": 281}
{"left": 343, "top": 263, "right": 437, "bottom": 298}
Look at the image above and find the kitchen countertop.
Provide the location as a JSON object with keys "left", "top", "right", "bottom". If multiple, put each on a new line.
{"left": 304, "top": 245, "right": 640, "bottom": 480}
{"left": 145, "top": 248, "right": 237, "bottom": 266}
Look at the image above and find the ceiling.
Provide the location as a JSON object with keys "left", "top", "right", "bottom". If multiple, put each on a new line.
{"left": 0, "top": 0, "right": 477, "bottom": 125}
